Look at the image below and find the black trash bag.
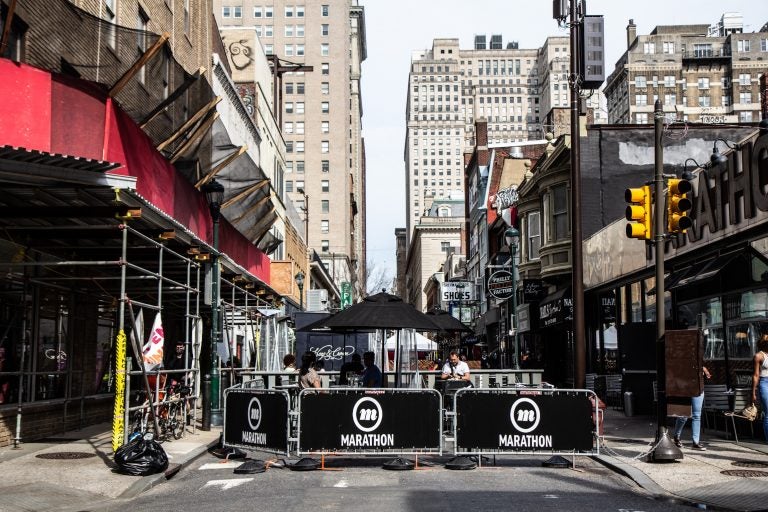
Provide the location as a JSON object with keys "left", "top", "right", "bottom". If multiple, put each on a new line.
{"left": 114, "top": 434, "right": 169, "bottom": 476}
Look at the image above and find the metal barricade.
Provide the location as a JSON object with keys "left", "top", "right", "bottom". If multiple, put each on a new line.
{"left": 222, "top": 386, "right": 291, "bottom": 456}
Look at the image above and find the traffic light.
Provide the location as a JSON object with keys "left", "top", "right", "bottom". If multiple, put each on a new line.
{"left": 625, "top": 185, "right": 652, "bottom": 240}
{"left": 667, "top": 178, "right": 693, "bottom": 233}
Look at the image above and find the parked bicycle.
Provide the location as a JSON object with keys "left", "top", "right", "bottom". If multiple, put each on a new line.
{"left": 130, "top": 384, "right": 191, "bottom": 442}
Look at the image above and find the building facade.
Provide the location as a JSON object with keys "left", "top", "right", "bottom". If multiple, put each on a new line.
{"left": 212, "top": 0, "right": 367, "bottom": 301}
{"left": 605, "top": 13, "right": 768, "bottom": 125}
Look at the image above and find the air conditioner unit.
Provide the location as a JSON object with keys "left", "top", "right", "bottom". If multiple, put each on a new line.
{"left": 307, "top": 289, "right": 329, "bottom": 312}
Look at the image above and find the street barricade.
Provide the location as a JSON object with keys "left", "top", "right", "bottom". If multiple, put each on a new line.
{"left": 297, "top": 388, "right": 442, "bottom": 455}
{"left": 223, "top": 387, "right": 291, "bottom": 455}
{"left": 453, "top": 388, "right": 599, "bottom": 456}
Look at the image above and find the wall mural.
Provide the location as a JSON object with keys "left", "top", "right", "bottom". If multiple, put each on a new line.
{"left": 236, "top": 84, "right": 256, "bottom": 120}
{"left": 228, "top": 39, "right": 253, "bottom": 70}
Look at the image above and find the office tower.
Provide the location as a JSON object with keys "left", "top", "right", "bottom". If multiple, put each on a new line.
{"left": 213, "top": 0, "right": 367, "bottom": 298}
{"left": 605, "top": 13, "right": 767, "bottom": 125}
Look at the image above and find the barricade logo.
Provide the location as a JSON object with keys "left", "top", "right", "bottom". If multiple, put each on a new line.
{"left": 247, "top": 397, "right": 262, "bottom": 430}
{"left": 509, "top": 397, "right": 540, "bottom": 433}
{"left": 352, "top": 396, "right": 383, "bottom": 433}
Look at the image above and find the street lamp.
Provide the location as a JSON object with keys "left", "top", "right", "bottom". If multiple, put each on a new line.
{"left": 295, "top": 270, "right": 305, "bottom": 311}
{"left": 202, "top": 178, "right": 224, "bottom": 428}
{"left": 504, "top": 227, "right": 520, "bottom": 370}
{"left": 710, "top": 138, "right": 739, "bottom": 167}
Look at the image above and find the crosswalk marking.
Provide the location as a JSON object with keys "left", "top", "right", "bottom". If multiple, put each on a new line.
{"left": 199, "top": 461, "right": 243, "bottom": 470}
{"left": 202, "top": 478, "right": 253, "bottom": 491}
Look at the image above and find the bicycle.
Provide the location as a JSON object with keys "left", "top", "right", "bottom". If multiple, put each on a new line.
{"left": 130, "top": 384, "right": 191, "bottom": 442}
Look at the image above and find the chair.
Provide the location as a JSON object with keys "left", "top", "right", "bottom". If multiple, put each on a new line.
{"left": 585, "top": 373, "right": 597, "bottom": 392}
{"left": 605, "top": 375, "right": 622, "bottom": 409}
{"left": 723, "top": 387, "right": 757, "bottom": 443}
{"left": 702, "top": 384, "right": 729, "bottom": 431}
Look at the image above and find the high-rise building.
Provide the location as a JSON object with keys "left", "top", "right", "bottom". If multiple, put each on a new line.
{"left": 605, "top": 13, "right": 768, "bottom": 125}
{"left": 404, "top": 36, "right": 571, "bottom": 243}
{"left": 213, "top": 0, "right": 367, "bottom": 299}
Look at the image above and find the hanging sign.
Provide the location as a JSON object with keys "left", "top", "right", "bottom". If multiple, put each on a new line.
{"left": 487, "top": 270, "right": 514, "bottom": 300}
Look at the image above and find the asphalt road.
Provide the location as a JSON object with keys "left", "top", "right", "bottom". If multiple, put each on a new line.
{"left": 87, "top": 453, "right": 694, "bottom": 512}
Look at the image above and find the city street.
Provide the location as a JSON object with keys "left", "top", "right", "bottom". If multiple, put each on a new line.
{"left": 95, "top": 453, "right": 691, "bottom": 512}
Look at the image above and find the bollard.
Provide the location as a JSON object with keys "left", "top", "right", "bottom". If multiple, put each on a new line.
{"left": 623, "top": 391, "right": 634, "bottom": 417}
{"left": 201, "top": 373, "right": 211, "bottom": 431}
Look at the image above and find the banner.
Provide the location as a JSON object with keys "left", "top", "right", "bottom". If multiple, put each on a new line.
{"left": 223, "top": 389, "right": 290, "bottom": 454}
{"left": 298, "top": 389, "right": 441, "bottom": 453}
{"left": 142, "top": 312, "right": 164, "bottom": 370}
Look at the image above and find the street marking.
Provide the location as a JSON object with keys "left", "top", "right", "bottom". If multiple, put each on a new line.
{"left": 542, "top": 495, "right": 559, "bottom": 499}
{"left": 203, "top": 478, "right": 253, "bottom": 491}
{"left": 334, "top": 480, "right": 349, "bottom": 488}
{"left": 199, "top": 461, "right": 243, "bottom": 470}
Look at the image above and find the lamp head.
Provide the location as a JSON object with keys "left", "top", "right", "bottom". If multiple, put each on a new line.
{"left": 295, "top": 270, "right": 305, "bottom": 288}
{"left": 504, "top": 227, "right": 519, "bottom": 247}
{"left": 201, "top": 179, "right": 225, "bottom": 207}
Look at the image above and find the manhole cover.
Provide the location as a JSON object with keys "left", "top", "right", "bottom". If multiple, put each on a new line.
{"left": 721, "top": 469, "right": 768, "bottom": 477}
{"left": 732, "top": 460, "right": 768, "bottom": 468}
{"left": 36, "top": 452, "right": 96, "bottom": 460}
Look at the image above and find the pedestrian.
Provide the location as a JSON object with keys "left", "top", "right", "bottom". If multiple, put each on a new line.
{"left": 361, "top": 351, "right": 382, "bottom": 387}
{"left": 283, "top": 353, "right": 297, "bottom": 371}
{"left": 752, "top": 335, "right": 768, "bottom": 442}
{"left": 673, "top": 366, "right": 711, "bottom": 450}
{"left": 298, "top": 351, "right": 321, "bottom": 390}
{"left": 339, "top": 353, "right": 363, "bottom": 385}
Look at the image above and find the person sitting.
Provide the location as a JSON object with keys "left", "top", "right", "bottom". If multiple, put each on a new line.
{"left": 339, "top": 353, "right": 364, "bottom": 385}
{"left": 360, "top": 351, "right": 382, "bottom": 388}
{"left": 283, "top": 353, "right": 297, "bottom": 371}
{"left": 298, "top": 352, "right": 321, "bottom": 390}
{"left": 441, "top": 350, "right": 471, "bottom": 382}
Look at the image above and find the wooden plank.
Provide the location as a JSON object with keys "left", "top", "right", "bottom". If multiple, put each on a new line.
{"left": 0, "top": 0, "right": 17, "bottom": 56}
{"left": 140, "top": 67, "right": 206, "bottom": 128}
{"left": 109, "top": 33, "right": 170, "bottom": 97}
{"left": 156, "top": 96, "right": 221, "bottom": 152}
{"left": 221, "top": 179, "right": 269, "bottom": 210}
{"left": 169, "top": 112, "right": 219, "bottom": 163}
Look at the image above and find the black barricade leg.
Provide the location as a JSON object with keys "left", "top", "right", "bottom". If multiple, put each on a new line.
{"left": 444, "top": 456, "right": 476, "bottom": 470}
{"left": 382, "top": 457, "right": 414, "bottom": 470}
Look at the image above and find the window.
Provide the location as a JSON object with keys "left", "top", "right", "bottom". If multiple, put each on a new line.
{"left": 321, "top": 240, "right": 329, "bottom": 252}
{"left": 296, "top": 44, "right": 305, "bottom": 56}
{"left": 320, "top": 220, "right": 329, "bottom": 233}
{"left": 297, "top": 83, "right": 305, "bottom": 94}
{"left": 664, "top": 93, "right": 676, "bottom": 105}
{"left": 664, "top": 75, "right": 675, "bottom": 87}
{"left": 255, "top": 26, "right": 262, "bottom": 37}
{"left": 321, "top": 82, "right": 329, "bottom": 95}
{"left": 265, "top": 25, "right": 273, "bottom": 37}
{"left": 264, "top": 44, "right": 273, "bottom": 55}
{"left": 285, "top": 6, "right": 293, "bottom": 17}
{"left": 662, "top": 41, "right": 675, "bottom": 54}
{"left": 285, "top": 83, "right": 293, "bottom": 94}
{"left": 253, "top": 7, "right": 262, "bottom": 17}
{"left": 635, "top": 94, "right": 647, "bottom": 106}
{"left": 137, "top": 8, "right": 149, "bottom": 84}
{"left": 296, "top": 141, "right": 304, "bottom": 153}
{"left": 321, "top": 180, "right": 329, "bottom": 192}
{"left": 321, "top": 200, "right": 329, "bottom": 213}
{"left": 636, "top": 113, "right": 648, "bottom": 124}
{"left": 234, "top": 6, "right": 241, "bottom": 18}
{"left": 285, "top": 25, "right": 294, "bottom": 37}
{"left": 321, "top": 43, "right": 329, "bottom": 56}
{"left": 285, "top": 102, "right": 293, "bottom": 113}
{"left": 321, "top": 121, "right": 329, "bottom": 133}
{"left": 222, "top": 6, "right": 231, "bottom": 17}
{"left": 635, "top": 76, "right": 647, "bottom": 88}
{"left": 321, "top": 141, "right": 329, "bottom": 153}
{"left": 284, "top": 122, "right": 293, "bottom": 134}
{"left": 698, "top": 77, "right": 709, "bottom": 89}
{"left": 321, "top": 101, "right": 329, "bottom": 113}
{"left": 321, "top": 63, "right": 329, "bottom": 75}
{"left": 265, "top": 6, "right": 272, "bottom": 17}
{"left": 296, "top": 122, "right": 304, "bottom": 134}
{"left": 286, "top": 180, "right": 293, "bottom": 192}
{"left": 527, "top": 211, "right": 540, "bottom": 260}
{"left": 762, "top": 39, "right": 768, "bottom": 52}
{"left": 321, "top": 24, "right": 329, "bottom": 36}
{"left": 296, "top": 160, "right": 305, "bottom": 173}
{"left": 296, "top": 6, "right": 304, "bottom": 17}
{"left": 441, "top": 241, "right": 451, "bottom": 252}
{"left": 285, "top": 161, "right": 293, "bottom": 173}
{"left": 698, "top": 96, "right": 711, "bottom": 107}
{"left": 551, "top": 185, "right": 568, "bottom": 241}
{"left": 737, "top": 39, "right": 750, "bottom": 53}
{"left": 740, "top": 111, "right": 753, "bottom": 122}
{"left": 284, "top": 44, "right": 294, "bottom": 56}
{"left": 740, "top": 92, "right": 752, "bottom": 104}
{"left": 321, "top": 160, "right": 329, "bottom": 172}
{"left": 321, "top": 4, "right": 329, "bottom": 16}
{"left": 643, "top": 42, "right": 655, "bottom": 54}
{"left": 286, "top": 141, "right": 293, "bottom": 153}
{"left": 296, "top": 25, "right": 304, "bottom": 37}
{"left": 739, "top": 74, "right": 751, "bottom": 86}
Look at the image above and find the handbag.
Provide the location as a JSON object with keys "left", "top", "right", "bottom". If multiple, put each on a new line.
{"left": 740, "top": 403, "right": 758, "bottom": 421}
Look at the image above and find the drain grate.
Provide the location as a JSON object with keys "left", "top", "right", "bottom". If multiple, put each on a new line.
{"left": 732, "top": 460, "right": 768, "bottom": 468}
{"left": 36, "top": 452, "right": 96, "bottom": 460}
{"left": 721, "top": 469, "right": 768, "bottom": 477}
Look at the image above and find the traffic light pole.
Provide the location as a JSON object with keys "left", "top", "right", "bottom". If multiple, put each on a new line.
{"left": 651, "top": 100, "right": 682, "bottom": 461}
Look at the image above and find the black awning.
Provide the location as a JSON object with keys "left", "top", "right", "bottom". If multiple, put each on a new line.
{"left": 669, "top": 252, "right": 740, "bottom": 290}
{"left": 538, "top": 287, "right": 572, "bottom": 328}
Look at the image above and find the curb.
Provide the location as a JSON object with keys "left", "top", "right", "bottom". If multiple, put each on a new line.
{"left": 591, "top": 454, "right": 669, "bottom": 498}
{"left": 119, "top": 437, "right": 221, "bottom": 499}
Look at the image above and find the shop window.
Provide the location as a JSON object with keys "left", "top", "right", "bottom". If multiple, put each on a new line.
{"left": 551, "top": 184, "right": 569, "bottom": 241}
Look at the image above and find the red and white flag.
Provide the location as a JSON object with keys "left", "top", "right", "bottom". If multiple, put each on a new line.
{"left": 142, "top": 312, "right": 164, "bottom": 370}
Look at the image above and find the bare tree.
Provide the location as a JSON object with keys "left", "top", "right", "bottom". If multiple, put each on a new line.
{"left": 365, "top": 259, "right": 393, "bottom": 296}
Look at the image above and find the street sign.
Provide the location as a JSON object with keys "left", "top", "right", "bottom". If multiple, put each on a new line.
{"left": 441, "top": 281, "right": 473, "bottom": 302}
{"left": 487, "top": 269, "right": 514, "bottom": 300}
{"left": 341, "top": 281, "right": 352, "bottom": 309}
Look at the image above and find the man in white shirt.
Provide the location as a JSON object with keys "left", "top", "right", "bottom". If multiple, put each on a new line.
{"left": 441, "top": 351, "right": 471, "bottom": 381}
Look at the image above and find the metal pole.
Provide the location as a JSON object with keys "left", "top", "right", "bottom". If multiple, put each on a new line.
{"left": 210, "top": 215, "right": 222, "bottom": 426}
{"left": 569, "top": 0, "right": 586, "bottom": 389}
{"left": 511, "top": 242, "right": 520, "bottom": 370}
{"left": 651, "top": 100, "right": 682, "bottom": 461}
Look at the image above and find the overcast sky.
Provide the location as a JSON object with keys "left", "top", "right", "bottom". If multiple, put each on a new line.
{"left": 360, "top": 0, "right": 767, "bottom": 283}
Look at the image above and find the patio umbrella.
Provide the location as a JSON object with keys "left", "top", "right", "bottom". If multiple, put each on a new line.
{"left": 425, "top": 307, "right": 472, "bottom": 333}
{"left": 322, "top": 292, "right": 443, "bottom": 331}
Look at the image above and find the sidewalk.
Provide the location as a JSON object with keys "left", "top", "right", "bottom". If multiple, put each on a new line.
{"left": 3, "top": 409, "right": 768, "bottom": 512}
{"left": 596, "top": 407, "right": 768, "bottom": 512}
{"left": 0, "top": 420, "right": 220, "bottom": 512}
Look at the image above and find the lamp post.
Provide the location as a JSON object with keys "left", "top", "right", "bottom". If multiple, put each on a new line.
{"left": 202, "top": 179, "right": 224, "bottom": 428}
{"left": 505, "top": 227, "right": 520, "bottom": 370}
{"left": 295, "top": 270, "right": 305, "bottom": 311}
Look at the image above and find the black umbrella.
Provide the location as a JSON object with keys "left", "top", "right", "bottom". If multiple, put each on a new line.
{"left": 425, "top": 307, "right": 472, "bottom": 333}
{"left": 321, "top": 292, "right": 443, "bottom": 331}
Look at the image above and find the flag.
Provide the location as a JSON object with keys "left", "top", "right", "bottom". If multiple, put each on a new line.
{"left": 142, "top": 312, "right": 164, "bottom": 370}
{"left": 129, "top": 308, "right": 144, "bottom": 356}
